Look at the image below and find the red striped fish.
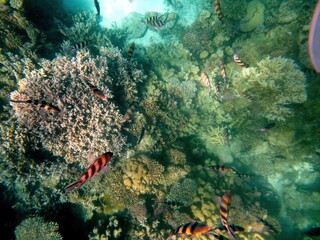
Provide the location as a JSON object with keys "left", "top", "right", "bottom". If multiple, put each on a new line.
{"left": 86, "top": 82, "right": 107, "bottom": 101}
{"left": 64, "top": 152, "right": 113, "bottom": 191}
{"left": 233, "top": 53, "right": 247, "bottom": 68}
{"left": 200, "top": 72, "right": 211, "bottom": 89}
{"left": 166, "top": 222, "right": 222, "bottom": 240}
{"left": 219, "top": 191, "right": 238, "bottom": 240}
{"left": 120, "top": 104, "right": 136, "bottom": 123}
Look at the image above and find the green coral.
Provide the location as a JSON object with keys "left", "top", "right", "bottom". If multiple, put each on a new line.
{"left": 232, "top": 56, "right": 307, "bottom": 121}
{"left": 15, "top": 216, "right": 62, "bottom": 240}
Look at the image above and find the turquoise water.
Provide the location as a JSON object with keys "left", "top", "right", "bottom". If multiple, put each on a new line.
{"left": 0, "top": 0, "right": 320, "bottom": 239}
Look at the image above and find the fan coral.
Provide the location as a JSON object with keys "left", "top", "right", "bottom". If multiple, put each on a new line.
{"left": 232, "top": 57, "right": 307, "bottom": 121}
{"left": 15, "top": 216, "right": 62, "bottom": 240}
{"left": 10, "top": 50, "right": 127, "bottom": 164}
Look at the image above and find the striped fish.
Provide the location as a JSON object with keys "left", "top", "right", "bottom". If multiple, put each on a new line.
{"left": 240, "top": 91, "right": 255, "bottom": 101}
{"left": 127, "top": 42, "right": 135, "bottom": 59}
{"left": 200, "top": 72, "right": 211, "bottom": 89}
{"left": 86, "top": 82, "right": 106, "bottom": 101}
{"left": 120, "top": 104, "right": 136, "bottom": 123}
{"left": 10, "top": 99, "right": 60, "bottom": 113}
{"left": 220, "top": 64, "right": 227, "bottom": 86}
{"left": 219, "top": 191, "right": 238, "bottom": 240}
{"left": 71, "top": 40, "right": 90, "bottom": 51}
{"left": 213, "top": 224, "right": 245, "bottom": 234}
{"left": 259, "top": 122, "right": 276, "bottom": 132}
{"left": 207, "top": 165, "right": 239, "bottom": 174}
{"left": 167, "top": 222, "right": 223, "bottom": 240}
{"left": 233, "top": 53, "right": 247, "bottom": 67}
{"left": 127, "top": 42, "right": 136, "bottom": 80}
{"left": 303, "top": 227, "right": 320, "bottom": 236}
{"left": 214, "top": 0, "right": 224, "bottom": 21}
{"left": 145, "top": 15, "right": 169, "bottom": 30}
{"left": 94, "top": 0, "right": 100, "bottom": 17}
{"left": 207, "top": 165, "right": 253, "bottom": 179}
{"left": 64, "top": 152, "right": 113, "bottom": 191}
{"left": 256, "top": 217, "right": 278, "bottom": 233}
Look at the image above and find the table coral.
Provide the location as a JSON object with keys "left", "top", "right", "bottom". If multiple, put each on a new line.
{"left": 239, "top": 0, "right": 265, "bottom": 32}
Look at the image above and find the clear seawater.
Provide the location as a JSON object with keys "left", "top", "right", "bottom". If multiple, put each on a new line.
{"left": 0, "top": 0, "right": 320, "bottom": 239}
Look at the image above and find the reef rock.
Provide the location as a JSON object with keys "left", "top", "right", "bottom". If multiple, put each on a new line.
{"left": 239, "top": 0, "right": 265, "bottom": 32}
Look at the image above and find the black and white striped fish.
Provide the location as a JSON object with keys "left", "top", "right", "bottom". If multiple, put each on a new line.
{"left": 214, "top": 0, "right": 224, "bottom": 21}
{"left": 145, "top": 15, "right": 169, "bottom": 30}
{"left": 71, "top": 40, "right": 90, "bottom": 51}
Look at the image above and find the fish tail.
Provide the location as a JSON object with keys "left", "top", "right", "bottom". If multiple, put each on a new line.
{"left": 166, "top": 234, "right": 173, "bottom": 240}
{"left": 226, "top": 225, "right": 238, "bottom": 240}
{"left": 64, "top": 180, "right": 83, "bottom": 191}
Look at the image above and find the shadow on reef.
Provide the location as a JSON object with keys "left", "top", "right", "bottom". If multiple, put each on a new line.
{"left": 0, "top": 184, "right": 21, "bottom": 240}
{"left": 54, "top": 203, "right": 90, "bottom": 240}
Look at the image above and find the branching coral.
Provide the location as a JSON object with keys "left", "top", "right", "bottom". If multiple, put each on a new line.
{"left": 166, "top": 178, "right": 197, "bottom": 206}
{"left": 10, "top": 50, "right": 128, "bottom": 164}
{"left": 200, "top": 126, "right": 227, "bottom": 145}
{"left": 232, "top": 57, "right": 307, "bottom": 121}
{"left": 15, "top": 216, "right": 62, "bottom": 240}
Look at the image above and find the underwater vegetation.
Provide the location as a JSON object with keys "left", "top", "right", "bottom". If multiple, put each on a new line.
{"left": 0, "top": 0, "right": 320, "bottom": 239}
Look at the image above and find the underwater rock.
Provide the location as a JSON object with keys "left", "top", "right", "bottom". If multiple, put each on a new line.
{"left": 239, "top": 0, "right": 265, "bottom": 32}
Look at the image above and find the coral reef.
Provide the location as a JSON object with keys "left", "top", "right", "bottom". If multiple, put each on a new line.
{"left": 166, "top": 178, "right": 197, "bottom": 206}
{"left": 15, "top": 216, "right": 62, "bottom": 240}
{"left": 89, "top": 215, "right": 123, "bottom": 240}
{"left": 232, "top": 56, "right": 307, "bottom": 121}
{"left": 167, "top": 77, "right": 198, "bottom": 107}
{"left": 0, "top": 119, "right": 69, "bottom": 213}
{"left": 9, "top": 0, "right": 23, "bottom": 10}
{"left": 9, "top": 47, "right": 144, "bottom": 163}
{"left": 121, "top": 155, "right": 166, "bottom": 195}
{"left": 239, "top": 0, "right": 265, "bottom": 32}
{"left": 220, "top": 0, "right": 247, "bottom": 20}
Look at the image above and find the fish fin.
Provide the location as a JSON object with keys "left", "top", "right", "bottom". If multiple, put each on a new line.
{"left": 226, "top": 225, "right": 238, "bottom": 240}
{"left": 64, "top": 180, "right": 83, "bottom": 191}
{"left": 166, "top": 234, "right": 173, "bottom": 240}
